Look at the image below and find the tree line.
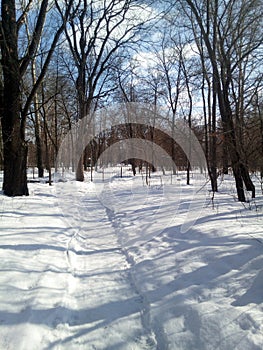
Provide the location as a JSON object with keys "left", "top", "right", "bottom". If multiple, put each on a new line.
{"left": 0, "top": 0, "right": 262, "bottom": 201}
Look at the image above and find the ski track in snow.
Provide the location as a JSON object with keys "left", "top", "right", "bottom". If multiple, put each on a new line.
{"left": 99, "top": 178, "right": 170, "bottom": 350}
{"left": 104, "top": 206, "right": 161, "bottom": 349}
{"left": 55, "top": 181, "right": 159, "bottom": 349}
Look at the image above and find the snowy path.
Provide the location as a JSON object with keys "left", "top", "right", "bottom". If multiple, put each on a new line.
{"left": 0, "top": 176, "right": 176, "bottom": 350}
{"left": 104, "top": 206, "right": 160, "bottom": 349}
{"left": 0, "top": 173, "right": 263, "bottom": 350}
{"left": 59, "top": 182, "right": 158, "bottom": 349}
{"left": 1, "top": 182, "right": 156, "bottom": 349}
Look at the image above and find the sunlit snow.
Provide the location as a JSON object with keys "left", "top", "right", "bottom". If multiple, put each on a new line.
{"left": 0, "top": 168, "right": 262, "bottom": 349}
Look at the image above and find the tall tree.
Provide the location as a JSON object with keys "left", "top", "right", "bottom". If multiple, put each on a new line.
{"left": 0, "top": 0, "right": 73, "bottom": 196}
{"left": 181, "top": 0, "right": 262, "bottom": 201}
{"left": 0, "top": 63, "right": 3, "bottom": 170}
{"left": 151, "top": 23, "right": 185, "bottom": 175}
{"left": 193, "top": 27, "right": 218, "bottom": 191}
{"left": 60, "top": 0, "right": 154, "bottom": 181}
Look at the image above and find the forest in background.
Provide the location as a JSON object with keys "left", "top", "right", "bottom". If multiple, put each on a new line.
{"left": 0, "top": 0, "right": 262, "bottom": 200}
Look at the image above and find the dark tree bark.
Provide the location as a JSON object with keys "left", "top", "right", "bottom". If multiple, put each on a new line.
{"left": 0, "top": 0, "right": 73, "bottom": 195}
{"left": 1, "top": 0, "right": 28, "bottom": 196}
{"left": 183, "top": 0, "right": 257, "bottom": 201}
{"left": 0, "top": 65, "right": 4, "bottom": 170}
{"left": 34, "top": 113, "right": 44, "bottom": 178}
{"left": 199, "top": 36, "right": 218, "bottom": 192}
{"left": 31, "top": 60, "right": 44, "bottom": 178}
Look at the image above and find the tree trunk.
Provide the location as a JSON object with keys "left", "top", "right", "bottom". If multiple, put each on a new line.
{"left": 2, "top": 108, "right": 28, "bottom": 195}
{"left": 42, "top": 102, "right": 51, "bottom": 186}
{"left": 2, "top": 134, "right": 29, "bottom": 196}
{"left": 184, "top": 0, "right": 255, "bottom": 202}
{"left": 35, "top": 111, "right": 44, "bottom": 178}
{"left": 32, "top": 60, "right": 44, "bottom": 178}
{"left": 1, "top": 0, "right": 29, "bottom": 196}
{"left": 76, "top": 155, "right": 85, "bottom": 182}
{"left": 232, "top": 164, "right": 245, "bottom": 202}
{"left": 186, "top": 160, "right": 191, "bottom": 185}
{"left": 240, "top": 163, "right": 255, "bottom": 198}
{"left": 131, "top": 159, "right": 136, "bottom": 176}
{"left": 224, "top": 123, "right": 247, "bottom": 202}
{"left": 220, "top": 89, "right": 254, "bottom": 201}
{"left": 210, "top": 71, "right": 218, "bottom": 192}
{"left": 0, "top": 78, "right": 4, "bottom": 170}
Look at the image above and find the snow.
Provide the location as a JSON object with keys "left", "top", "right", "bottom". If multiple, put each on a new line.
{"left": 0, "top": 168, "right": 262, "bottom": 349}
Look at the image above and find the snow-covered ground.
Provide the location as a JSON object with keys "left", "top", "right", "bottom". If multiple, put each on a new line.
{"left": 0, "top": 168, "right": 262, "bottom": 349}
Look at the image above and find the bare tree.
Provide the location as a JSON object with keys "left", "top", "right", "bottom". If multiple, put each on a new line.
{"left": 0, "top": 64, "right": 3, "bottom": 170}
{"left": 192, "top": 28, "right": 218, "bottom": 191}
{"left": 0, "top": 0, "right": 73, "bottom": 196}
{"left": 149, "top": 23, "right": 185, "bottom": 175}
{"left": 59, "top": 0, "right": 154, "bottom": 181}
{"left": 180, "top": 0, "right": 262, "bottom": 201}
